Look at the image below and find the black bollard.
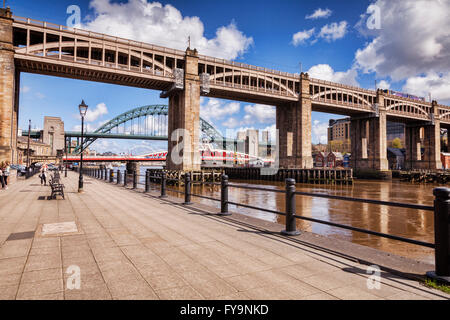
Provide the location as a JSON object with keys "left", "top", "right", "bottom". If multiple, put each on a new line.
{"left": 145, "top": 170, "right": 150, "bottom": 193}
{"left": 133, "top": 170, "right": 137, "bottom": 189}
{"left": 116, "top": 170, "right": 121, "bottom": 184}
{"left": 124, "top": 170, "right": 128, "bottom": 187}
{"left": 160, "top": 171, "right": 167, "bottom": 198}
{"left": 100, "top": 169, "right": 103, "bottom": 180}
{"left": 219, "top": 174, "right": 230, "bottom": 216}
{"left": 183, "top": 172, "right": 192, "bottom": 205}
{"left": 427, "top": 188, "right": 450, "bottom": 283}
{"left": 104, "top": 168, "right": 108, "bottom": 181}
{"left": 281, "top": 178, "right": 300, "bottom": 236}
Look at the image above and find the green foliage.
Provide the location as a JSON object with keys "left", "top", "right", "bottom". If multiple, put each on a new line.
{"left": 424, "top": 278, "right": 450, "bottom": 294}
{"left": 392, "top": 137, "right": 403, "bottom": 149}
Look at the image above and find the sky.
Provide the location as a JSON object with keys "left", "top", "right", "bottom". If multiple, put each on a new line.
{"left": 8, "top": 0, "right": 450, "bottom": 155}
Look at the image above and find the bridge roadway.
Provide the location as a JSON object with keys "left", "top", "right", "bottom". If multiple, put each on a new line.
{"left": 0, "top": 172, "right": 448, "bottom": 300}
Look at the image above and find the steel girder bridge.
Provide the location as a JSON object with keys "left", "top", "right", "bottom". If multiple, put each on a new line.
{"left": 23, "top": 105, "right": 235, "bottom": 154}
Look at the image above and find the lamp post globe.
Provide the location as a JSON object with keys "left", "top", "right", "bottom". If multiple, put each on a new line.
{"left": 78, "top": 100, "right": 88, "bottom": 193}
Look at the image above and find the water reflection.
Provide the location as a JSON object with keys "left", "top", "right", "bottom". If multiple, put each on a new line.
{"left": 129, "top": 166, "right": 436, "bottom": 264}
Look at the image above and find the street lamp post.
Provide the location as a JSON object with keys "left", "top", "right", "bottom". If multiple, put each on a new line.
{"left": 78, "top": 100, "right": 88, "bottom": 193}
{"left": 26, "top": 119, "right": 31, "bottom": 178}
{"left": 64, "top": 137, "right": 68, "bottom": 177}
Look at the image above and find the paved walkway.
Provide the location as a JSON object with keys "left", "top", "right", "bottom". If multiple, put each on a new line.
{"left": 0, "top": 172, "right": 448, "bottom": 300}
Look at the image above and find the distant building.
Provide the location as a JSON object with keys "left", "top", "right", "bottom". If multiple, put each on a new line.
{"left": 387, "top": 148, "right": 405, "bottom": 170}
{"left": 42, "top": 117, "right": 65, "bottom": 156}
{"left": 441, "top": 152, "right": 450, "bottom": 170}
{"left": 315, "top": 152, "right": 328, "bottom": 167}
{"left": 327, "top": 118, "right": 406, "bottom": 151}
{"left": 236, "top": 129, "right": 259, "bottom": 158}
{"left": 327, "top": 118, "right": 351, "bottom": 153}
{"left": 327, "top": 152, "right": 344, "bottom": 168}
{"left": 245, "top": 129, "right": 259, "bottom": 158}
{"left": 386, "top": 122, "right": 405, "bottom": 148}
{"left": 328, "top": 118, "right": 350, "bottom": 142}
{"left": 16, "top": 136, "right": 51, "bottom": 164}
{"left": 261, "top": 131, "right": 269, "bottom": 144}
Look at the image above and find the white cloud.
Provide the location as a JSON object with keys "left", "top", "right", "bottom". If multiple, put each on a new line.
{"left": 224, "top": 126, "right": 255, "bottom": 140}
{"left": 318, "top": 21, "right": 348, "bottom": 41}
{"left": 355, "top": 0, "right": 450, "bottom": 81}
{"left": 377, "top": 80, "right": 390, "bottom": 90}
{"left": 242, "top": 104, "right": 275, "bottom": 125}
{"left": 84, "top": 102, "right": 108, "bottom": 122}
{"left": 200, "top": 98, "right": 240, "bottom": 122}
{"left": 72, "top": 123, "right": 98, "bottom": 132}
{"left": 21, "top": 86, "right": 30, "bottom": 93}
{"left": 306, "top": 8, "right": 332, "bottom": 20}
{"left": 81, "top": 0, "right": 253, "bottom": 60}
{"left": 91, "top": 139, "right": 120, "bottom": 153}
{"left": 222, "top": 117, "right": 239, "bottom": 129}
{"left": 292, "top": 28, "right": 315, "bottom": 46}
{"left": 35, "top": 92, "right": 46, "bottom": 99}
{"left": 307, "top": 64, "right": 359, "bottom": 86}
{"left": 402, "top": 72, "right": 450, "bottom": 102}
{"left": 261, "top": 124, "right": 276, "bottom": 142}
{"left": 312, "top": 120, "right": 328, "bottom": 144}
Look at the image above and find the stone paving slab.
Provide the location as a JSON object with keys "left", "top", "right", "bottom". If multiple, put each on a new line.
{"left": 0, "top": 172, "right": 449, "bottom": 300}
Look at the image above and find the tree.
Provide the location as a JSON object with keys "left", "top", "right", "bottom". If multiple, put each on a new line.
{"left": 392, "top": 137, "right": 402, "bottom": 149}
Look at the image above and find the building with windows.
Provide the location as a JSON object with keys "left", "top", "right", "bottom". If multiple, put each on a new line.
{"left": 16, "top": 136, "right": 51, "bottom": 165}
{"left": 327, "top": 118, "right": 351, "bottom": 153}
{"left": 327, "top": 118, "right": 406, "bottom": 151}
{"left": 42, "top": 117, "right": 65, "bottom": 156}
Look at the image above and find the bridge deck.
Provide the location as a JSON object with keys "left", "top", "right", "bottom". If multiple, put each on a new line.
{"left": 0, "top": 172, "right": 448, "bottom": 300}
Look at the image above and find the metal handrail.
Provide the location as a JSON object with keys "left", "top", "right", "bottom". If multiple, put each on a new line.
{"left": 294, "top": 191, "right": 433, "bottom": 211}
{"left": 291, "top": 213, "right": 434, "bottom": 248}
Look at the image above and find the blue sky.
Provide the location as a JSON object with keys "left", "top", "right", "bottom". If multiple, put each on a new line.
{"left": 9, "top": 0, "right": 450, "bottom": 154}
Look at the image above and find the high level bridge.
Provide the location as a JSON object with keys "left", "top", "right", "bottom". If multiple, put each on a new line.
{"left": 1, "top": 7, "right": 448, "bottom": 173}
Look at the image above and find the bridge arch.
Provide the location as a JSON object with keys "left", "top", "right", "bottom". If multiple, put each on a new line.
{"left": 312, "top": 90, "right": 372, "bottom": 107}
{"left": 74, "top": 104, "right": 224, "bottom": 153}
{"left": 16, "top": 41, "right": 175, "bottom": 76}
{"left": 386, "top": 102, "right": 429, "bottom": 117}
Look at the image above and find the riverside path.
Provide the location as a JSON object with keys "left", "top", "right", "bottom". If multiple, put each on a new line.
{"left": 0, "top": 172, "right": 449, "bottom": 300}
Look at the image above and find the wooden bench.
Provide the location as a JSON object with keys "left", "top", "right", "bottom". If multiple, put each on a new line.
{"left": 49, "top": 174, "right": 65, "bottom": 199}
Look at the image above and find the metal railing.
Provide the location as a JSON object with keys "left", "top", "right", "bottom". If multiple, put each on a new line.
{"left": 83, "top": 168, "right": 450, "bottom": 280}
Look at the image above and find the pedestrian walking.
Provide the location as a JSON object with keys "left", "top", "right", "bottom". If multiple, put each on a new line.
{"left": 2, "top": 161, "right": 10, "bottom": 190}
{"left": 40, "top": 163, "right": 48, "bottom": 186}
{"left": 0, "top": 165, "right": 4, "bottom": 190}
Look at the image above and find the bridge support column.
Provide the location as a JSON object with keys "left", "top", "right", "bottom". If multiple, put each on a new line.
{"left": 276, "top": 73, "right": 313, "bottom": 169}
{"left": 350, "top": 90, "right": 389, "bottom": 176}
{"left": 0, "top": 8, "right": 17, "bottom": 164}
{"left": 166, "top": 48, "right": 201, "bottom": 171}
{"left": 405, "top": 101, "right": 442, "bottom": 170}
{"left": 126, "top": 161, "right": 140, "bottom": 175}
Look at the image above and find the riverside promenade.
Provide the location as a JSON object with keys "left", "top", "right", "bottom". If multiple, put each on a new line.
{"left": 0, "top": 172, "right": 449, "bottom": 300}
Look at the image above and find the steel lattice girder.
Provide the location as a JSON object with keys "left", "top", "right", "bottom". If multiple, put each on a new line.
{"left": 74, "top": 105, "right": 224, "bottom": 153}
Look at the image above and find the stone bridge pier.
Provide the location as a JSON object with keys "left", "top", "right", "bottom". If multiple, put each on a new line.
{"left": 350, "top": 90, "right": 389, "bottom": 177}
{"left": 276, "top": 73, "right": 313, "bottom": 169}
{"left": 405, "top": 101, "right": 442, "bottom": 170}
{"left": 0, "top": 8, "right": 18, "bottom": 164}
{"left": 126, "top": 161, "right": 140, "bottom": 174}
{"left": 165, "top": 48, "right": 201, "bottom": 171}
